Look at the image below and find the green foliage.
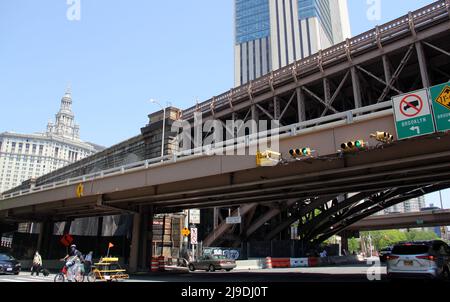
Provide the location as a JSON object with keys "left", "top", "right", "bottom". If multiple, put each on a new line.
{"left": 348, "top": 238, "right": 360, "bottom": 253}
{"left": 360, "top": 229, "right": 439, "bottom": 251}
{"left": 404, "top": 230, "right": 439, "bottom": 242}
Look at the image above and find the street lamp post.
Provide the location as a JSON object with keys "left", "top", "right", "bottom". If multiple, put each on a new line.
{"left": 150, "top": 99, "right": 166, "bottom": 161}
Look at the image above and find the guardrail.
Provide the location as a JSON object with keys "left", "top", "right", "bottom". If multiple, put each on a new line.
{"left": 181, "top": 0, "right": 449, "bottom": 120}
{"left": 0, "top": 101, "right": 393, "bottom": 201}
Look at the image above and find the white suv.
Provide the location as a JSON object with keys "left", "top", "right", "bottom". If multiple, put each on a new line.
{"left": 387, "top": 240, "right": 450, "bottom": 280}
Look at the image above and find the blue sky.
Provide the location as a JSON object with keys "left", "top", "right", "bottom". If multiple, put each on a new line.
{"left": 1, "top": 0, "right": 447, "bottom": 207}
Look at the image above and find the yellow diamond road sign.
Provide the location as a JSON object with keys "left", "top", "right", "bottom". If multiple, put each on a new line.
{"left": 76, "top": 183, "right": 84, "bottom": 198}
{"left": 436, "top": 85, "right": 450, "bottom": 110}
{"left": 182, "top": 228, "right": 190, "bottom": 237}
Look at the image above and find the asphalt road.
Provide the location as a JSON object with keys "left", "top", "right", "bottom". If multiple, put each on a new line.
{"left": 0, "top": 266, "right": 388, "bottom": 283}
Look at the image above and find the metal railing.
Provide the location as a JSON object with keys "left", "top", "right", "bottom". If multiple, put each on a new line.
{"left": 181, "top": 0, "right": 449, "bottom": 120}
{"left": 0, "top": 101, "right": 394, "bottom": 201}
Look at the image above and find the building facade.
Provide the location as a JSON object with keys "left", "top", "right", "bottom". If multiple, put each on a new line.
{"left": 234, "top": 0, "right": 351, "bottom": 86}
{"left": 0, "top": 88, "right": 102, "bottom": 193}
{"left": 382, "top": 196, "right": 427, "bottom": 214}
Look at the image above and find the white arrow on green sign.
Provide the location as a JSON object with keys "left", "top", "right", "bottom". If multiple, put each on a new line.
{"left": 392, "top": 88, "right": 436, "bottom": 140}
{"left": 430, "top": 81, "right": 450, "bottom": 132}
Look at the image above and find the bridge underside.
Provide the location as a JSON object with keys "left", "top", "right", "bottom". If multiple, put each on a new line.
{"left": 2, "top": 133, "right": 450, "bottom": 246}
{"left": 346, "top": 210, "right": 450, "bottom": 232}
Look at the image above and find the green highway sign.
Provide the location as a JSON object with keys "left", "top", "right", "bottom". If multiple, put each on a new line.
{"left": 392, "top": 88, "right": 436, "bottom": 140}
{"left": 430, "top": 81, "right": 450, "bottom": 132}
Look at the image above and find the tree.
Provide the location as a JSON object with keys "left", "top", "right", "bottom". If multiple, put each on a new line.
{"left": 348, "top": 238, "right": 360, "bottom": 253}
{"left": 360, "top": 229, "right": 440, "bottom": 251}
{"left": 404, "top": 230, "right": 439, "bottom": 241}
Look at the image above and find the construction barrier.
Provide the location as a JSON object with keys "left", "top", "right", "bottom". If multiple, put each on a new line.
{"left": 290, "top": 258, "right": 309, "bottom": 268}
{"left": 158, "top": 256, "right": 166, "bottom": 272}
{"left": 308, "top": 257, "right": 319, "bottom": 267}
{"left": 265, "top": 257, "right": 273, "bottom": 269}
{"left": 151, "top": 258, "right": 159, "bottom": 272}
{"left": 271, "top": 258, "right": 290, "bottom": 268}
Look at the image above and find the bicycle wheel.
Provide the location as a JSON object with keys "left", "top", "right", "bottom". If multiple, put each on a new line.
{"left": 54, "top": 273, "right": 65, "bottom": 282}
{"left": 86, "top": 270, "right": 97, "bottom": 282}
{"left": 74, "top": 271, "right": 84, "bottom": 282}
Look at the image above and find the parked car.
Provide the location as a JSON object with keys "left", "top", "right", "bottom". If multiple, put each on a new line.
{"left": 0, "top": 253, "right": 21, "bottom": 275}
{"left": 188, "top": 255, "right": 236, "bottom": 272}
{"left": 379, "top": 246, "right": 393, "bottom": 263}
{"left": 387, "top": 240, "right": 450, "bottom": 280}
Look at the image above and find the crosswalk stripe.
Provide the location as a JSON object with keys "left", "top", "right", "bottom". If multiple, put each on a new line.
{"left": 0, "top": 279, "right": 26, "bottom": 282}
{"left": 0, "top": 276, "right": 52, "bottom": 282}
{"left": 16, "top": 277, "right": 49, "bottom": 282}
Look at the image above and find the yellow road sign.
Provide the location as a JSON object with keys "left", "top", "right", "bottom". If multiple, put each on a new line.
{"left": 76, "top": 183, "right": 84, "bottom": 198}
{"left": 182, "top": 227, "right": 190, "bottom": 237}
{"left": 436, "top": 85, "right": 450, "bottom": 110}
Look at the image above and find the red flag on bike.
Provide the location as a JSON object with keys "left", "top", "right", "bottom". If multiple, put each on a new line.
{"left": 108, "top": 242, "right": 114, "bottom": 248}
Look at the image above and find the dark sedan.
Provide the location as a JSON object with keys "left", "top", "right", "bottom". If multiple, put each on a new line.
{"left": 379, "top": 246, "right": 393, "bottom": 263}
{"left": 188, "top": 255, "right": 236, "bottom": 272}
{"left": 0, "top": 253, "right": 21, "bottom": 275}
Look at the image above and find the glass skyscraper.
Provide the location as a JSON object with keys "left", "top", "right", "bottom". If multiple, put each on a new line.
{"left": 234, "top": 0, "right": 351, "bottom": 86}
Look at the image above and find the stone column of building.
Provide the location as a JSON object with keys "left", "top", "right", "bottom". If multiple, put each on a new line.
{"left": 140, "top": 107, "right": 182, "bottom": 159}
{"left": 128, "top": 107, "right": 182, "bottom": 272}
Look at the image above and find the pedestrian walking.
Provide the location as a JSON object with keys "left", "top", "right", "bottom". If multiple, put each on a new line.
{"left": 31, "top": 251, "right": 42, "bottom": 276}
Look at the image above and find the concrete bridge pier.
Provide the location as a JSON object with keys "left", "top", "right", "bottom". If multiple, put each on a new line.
{"left": 129, "top": 206, "right": 154, "bottom": 273}
{"left": 37, "top": 220, "right": 54, "bottom": 258}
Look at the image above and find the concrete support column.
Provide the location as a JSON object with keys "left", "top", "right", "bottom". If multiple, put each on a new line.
{"left": 37, "top": 223, "right": 45, "bottom": 255}
{"left": 139, "top": 207, "right": 149, "bottom": 270}
{"left": 135, "top": 206, "right": 153, "bottom": 271}
{"left": 341, "top": 232, "right": 349, "bottom": 255}
{"left": 415, "top": 41, "right": 430, "bottom": 88}
{"left": 296, "top": 87, "right": 306, "bottom": 123}
{"left": 37, "top": 221, "right": 53, "bottom": 259}
{"left": 213, "top": 208, "right": 219, "bottom": 229}
{"left": 96, "top": 217, "right": 103, "bottom": 255}
{"left": 129, "top": 213, "right": 142, "bottom": 273}
{"left": 351, "top": 67, "right": 362, "bottom": 109}
{"left": 148, "top": 207, "right": 154, "bottom": 269}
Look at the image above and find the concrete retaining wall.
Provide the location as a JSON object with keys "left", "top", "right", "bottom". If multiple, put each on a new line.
{"left": 236, "top": 256, "right": 363, "bottom": 270}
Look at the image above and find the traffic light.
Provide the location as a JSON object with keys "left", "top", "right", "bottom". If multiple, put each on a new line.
{"left": 289, "top": 148, "right": 312, "bottom": 158}
{"left": 340, "top": 140, "right": 366, "bottom": 152}
{"left": 370, "top": 131, "right": 394, "bottom": 143}
{"left": 256, "top": 149, "right": 281, "bottom": 167}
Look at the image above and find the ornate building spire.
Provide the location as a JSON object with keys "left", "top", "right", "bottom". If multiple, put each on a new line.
{"left": 47, "top": 85, "right": 80, "bottom": 139}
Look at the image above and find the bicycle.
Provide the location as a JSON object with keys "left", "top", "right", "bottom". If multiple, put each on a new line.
{"left": 54, "top": 258, "right": 84, "bottom": 282}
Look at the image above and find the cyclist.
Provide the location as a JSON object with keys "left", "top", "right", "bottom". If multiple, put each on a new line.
{"left": 62, "top": 244, "right": 85, "bottom": 281}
